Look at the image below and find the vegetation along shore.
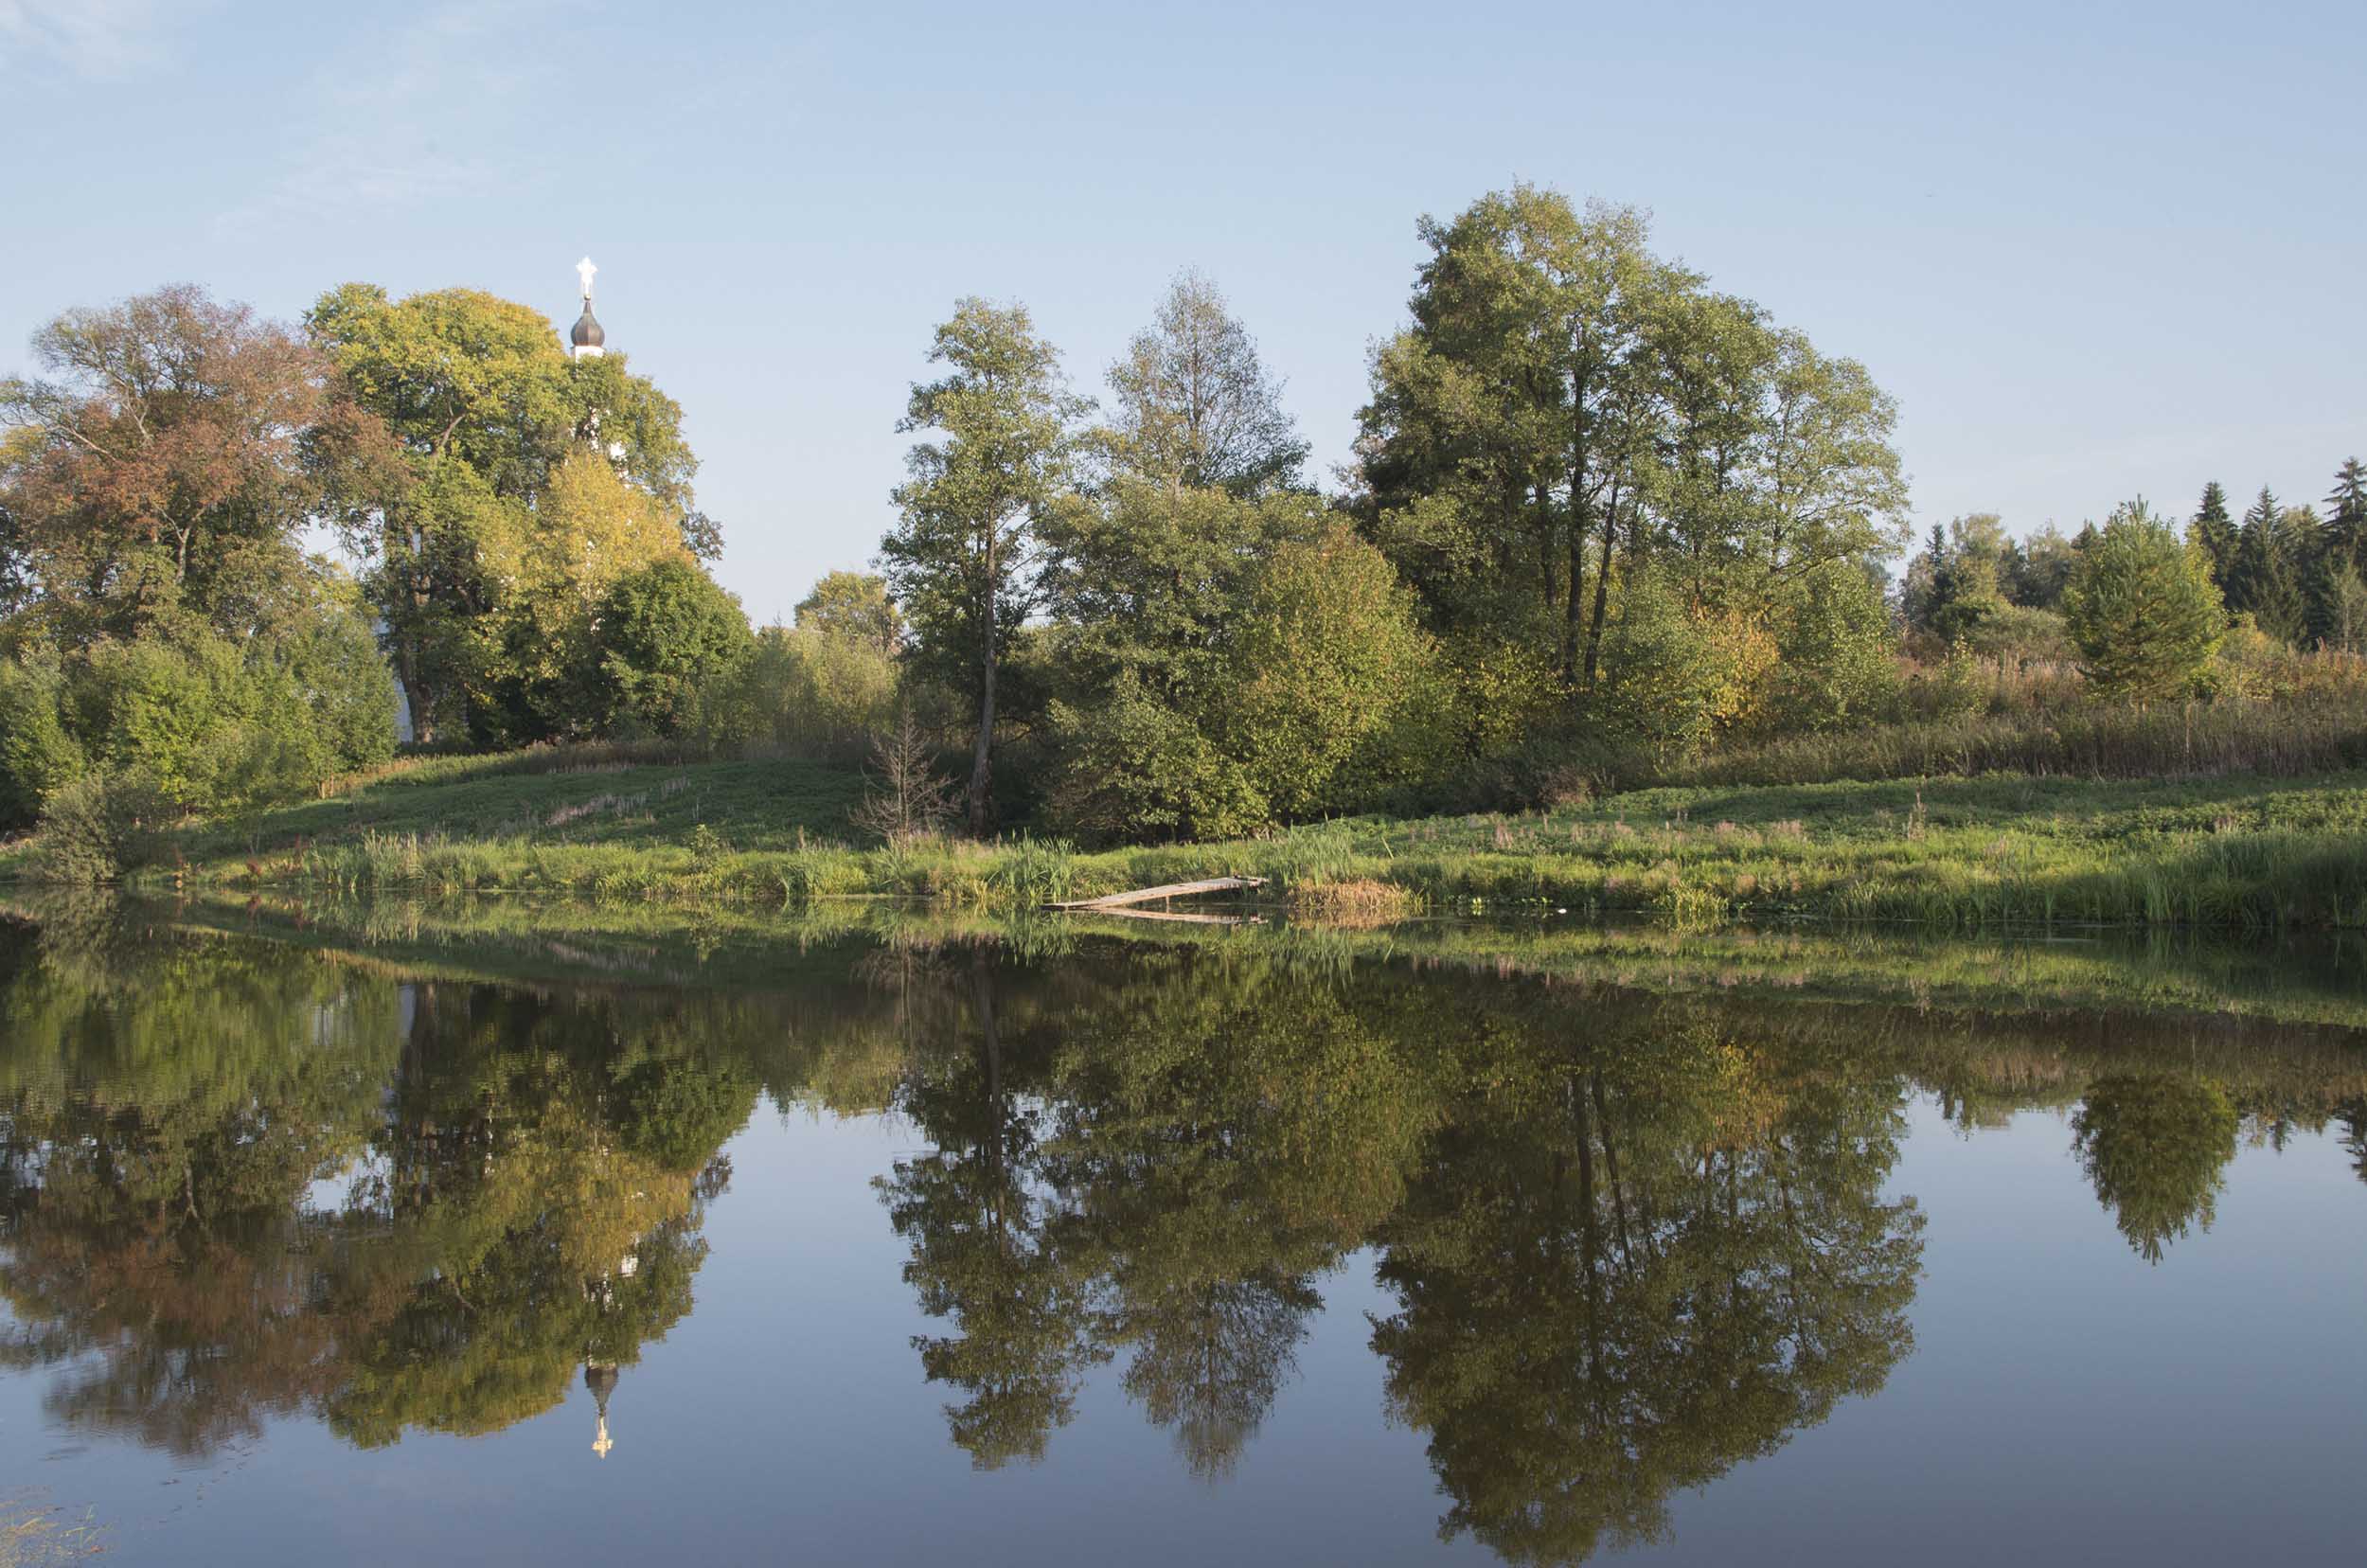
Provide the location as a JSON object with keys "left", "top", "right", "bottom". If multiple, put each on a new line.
{"left": 6, "top": 188, "right": 2367, "bottom": 932}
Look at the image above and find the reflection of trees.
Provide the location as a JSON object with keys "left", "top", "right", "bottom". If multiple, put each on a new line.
{"left": 878, "top": 957, "right": 1926, "bottom": 1533}
{"left": 0, "top": 925, "right": 755, "bottom": 1457}
{"left": 878, "top": 953, "right": 1104, "bottom": 1468}
{"left": 2072, "top": 1074, "right": 2239, "bottom": 1263}
{"left": 1368, "top": 1013, "right": 1924, "bottom": 1566}
{"left": 2341, "top": 1106, "right": 2367, "bottom": 1185}
{"left": 880, "top": 949, "right": 1437, "bottom": 1474}
{"left": 1045, "top": 954, "right": 1433, "bottom": 1479}
{"left": 15, "top": 907, "right": 2365, "bottom": 1554}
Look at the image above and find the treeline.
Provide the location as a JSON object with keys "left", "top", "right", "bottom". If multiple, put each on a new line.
{"left": 1904, "top": 467, "right": 2367, "bottom": 667}
{"left": 5, "top": 184, "right": 2362, "bottom": 857}
{"left": 870, "top": 186, "right": 2365, "bottom": 842}
{"left": 0, "top": 282, "right": 777, "bottom": 835}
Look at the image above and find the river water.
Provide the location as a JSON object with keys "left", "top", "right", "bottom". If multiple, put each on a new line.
{"left": 0, "top": 905, "right": 2360, "bottom": 1565}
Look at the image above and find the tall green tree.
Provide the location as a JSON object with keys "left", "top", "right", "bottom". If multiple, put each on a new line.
{"left": 1357, "top": 185, "right": 1904, "bottom": 690}
{"left": 2062, "top": 500, "right": 2224, "bottom": 700}
{"left": 2009, "top": 524, "right": 2078, "bottom": 611}
{"left": 1103, "top": 271, "right": 1307, "bottom": 496}
{"left": 1906, "top": 513, "right": 2013, "bottom": 641}
{"left": 2310, "top": 458, "right": 2367, "bottom": 648}
{"left": 793, "top": 570, "right": 904, "bottom": 656}
{"left": 2187, "top": 481, "right": 2238, "bottom": 597}
{"left": 592, "top": 557, "right": 755, "bottom": 739}
{"left": 881, "top": 300, "right": 1089, "bottom": 833}
{"left": 308, "top": 284, "right": 707, "bottom": 741}
{"left": 2326, "top": 458, "right": 2367, "bottom": 573}
{"left": 2229, "top": 484, "right": 2308, "bottom": 643}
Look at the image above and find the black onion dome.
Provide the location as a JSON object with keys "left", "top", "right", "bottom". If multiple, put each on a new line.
{"left": 571, "top": 305, "right": 605, "bottom": 349}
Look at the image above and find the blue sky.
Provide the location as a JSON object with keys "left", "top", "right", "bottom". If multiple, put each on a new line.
{"left": 4, "top": 0, "right": 2359, "bottom": 615}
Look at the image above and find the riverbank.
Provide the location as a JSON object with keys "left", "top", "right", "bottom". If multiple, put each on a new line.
{"left": 9, "top": 749, "right": 2367, "bottom": 931}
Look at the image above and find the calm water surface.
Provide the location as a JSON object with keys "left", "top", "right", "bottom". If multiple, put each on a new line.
{"left": 1, "top": 908, "right": 2361, "bottom": 1565}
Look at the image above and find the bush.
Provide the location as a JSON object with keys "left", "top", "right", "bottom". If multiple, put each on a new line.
{"left": 1043, "top": 678, "right": 1269, "bottom": 845}
{"left": 64, "top": 621, "right": 395, "bottom": 813}
{"left": 1961, "top": 604, "right": 2073, "bottom": 669}
{"left": 593, "top": 559, "right": 756, "bottom": 739}
{"left": 1771, "top": 563, "right": 1902, "bottom": 731}
{"left": 1594, "top": 569, "right": 1733, "bottom": 753}
{"left": 33, "top": 771, "right": 173, "bottom": 883}
{"left": 721, "top": 624, "right": 899, "bottom": 754}
{"left": 1217, "top": 525, "right": 1443, "bottom": 817}
{"left": 0, "top": 655, "right": 85, "bottom": 830}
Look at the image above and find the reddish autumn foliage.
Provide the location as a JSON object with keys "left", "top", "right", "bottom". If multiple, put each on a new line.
{"left": 0, "top": 285, "right": 354, "bottom": 641}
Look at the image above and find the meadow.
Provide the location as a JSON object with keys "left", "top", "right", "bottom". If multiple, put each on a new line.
{"left": 18, "top": 740, "right": 2367, "bottom": 932}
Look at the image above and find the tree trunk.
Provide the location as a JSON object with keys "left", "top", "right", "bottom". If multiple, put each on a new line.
{"left": 968, "top": 600, "right": 997, "bottom": 837}
{"left": 1563, "top": 355, "right": 1590, "bottom": 681}
{"left": 1582, "top": 481, "right": 1619, "bottom": 686}
{"left": 1535, "top": 482, "right": 1557, "bottom": 614}
{"left": 396, "top": 633, "right": 433, "bottom": 745}
{"left": 1563, "top": 519, "right": 1585, "bottom": 678}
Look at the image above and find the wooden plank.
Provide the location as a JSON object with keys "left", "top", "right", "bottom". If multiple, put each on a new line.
{"left": 1065, "top": 907, "right": 1265, "bottom": 927}
{"left": 1044, "top": 875, "right": 1267, "bottom": 911}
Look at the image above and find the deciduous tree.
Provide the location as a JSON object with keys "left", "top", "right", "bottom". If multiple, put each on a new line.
{"left": 0, "top": 286, "right": 330, "bottom": 643}
{"left": 1103, "top": 271, "right": 1308, "bottom": 496}
{"left": 881, "top": 300, "right": 1089, "bottom": 834}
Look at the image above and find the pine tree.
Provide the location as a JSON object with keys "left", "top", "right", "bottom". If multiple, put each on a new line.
{"left": 2326, "top": 458, "right": 2367, "bottom": 576}
{"left": 2231, "top": 485, "right": 2308, "bottom": 642}
{"left": 2317, "top": 458, "right": 2367, "bottom": 650}
{"left": 2187, "top": 481, "right": 2238, "bottom": 597}
{"left": 2063, "top": 501, "right": 2224, "bottom": 701}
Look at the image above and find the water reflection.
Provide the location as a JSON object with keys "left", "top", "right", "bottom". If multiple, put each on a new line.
{"left": 4, "top": 907, "right": 2366, "bottom": 1564}
{"left": 0, "top": 918, "right": 754, "bottom": 1459}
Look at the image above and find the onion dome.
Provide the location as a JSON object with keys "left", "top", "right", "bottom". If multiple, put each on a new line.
{"left": 571, "top": 304, "right": 605, "bottom": 353}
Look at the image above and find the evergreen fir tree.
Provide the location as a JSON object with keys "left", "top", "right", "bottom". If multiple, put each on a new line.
{"left": 2317, "top": 459, "right": 2367, "bottom": 650}
{"left": 2231, "top": 485, "right": 2308, "bottom": 642}
{"left": 2063, "top": 500, "right": 2224, "bottom": 701}
{"left": 2326, "top": 457, "right": 2367, "bottom": 575}
{"left": 2187, "top": 480, "right": 2238, "bottom": 597}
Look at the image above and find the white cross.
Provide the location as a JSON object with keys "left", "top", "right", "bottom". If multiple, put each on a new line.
{"left": 576, "top": 256, "right": 597, "bottom": 302}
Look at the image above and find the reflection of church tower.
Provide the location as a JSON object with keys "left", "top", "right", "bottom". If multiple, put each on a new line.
{"left": 585, "top": 1361, "right": 619, "bottom": 1459}
{"left": 569, "top": 256, "right": 606, "bottom": 361}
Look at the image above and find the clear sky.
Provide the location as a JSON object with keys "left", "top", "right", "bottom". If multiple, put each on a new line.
{"left": 4, "top": 0, "right": 2360, "bottom": 615}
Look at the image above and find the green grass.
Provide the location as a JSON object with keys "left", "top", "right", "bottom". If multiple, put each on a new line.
{"left": 13, "top": 747, "right": 2367, "bottom": 932}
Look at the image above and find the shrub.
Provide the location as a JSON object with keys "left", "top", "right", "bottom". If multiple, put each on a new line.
{"left": 1594, "top": 569, "right": 1733, "bottom": 753}
{"left": 1218, "top": 525, "right": 1442, "bottom": 817}
{"left": 1962, "top": 604, "right": 2073, "bottom": 669}
{"left": 1043, "top": 677, "right": 1269, "bottom": 845}
{"left": 726, "top": 624, "right": 899, "bottom": 754}
{"left": 594, "top": 558, "right": 757, "bottom": 739}
{"left": 1771, "top": 563, "right": 1903, "bottom": 731}
{"left": 0, "top": 655, "right": 85, "bottom": 830}
{"left": 63, "top": 624, "right": 394, "bottom": 814}
{"left": 33, "top": 771, "right": 173, "bottom": 883}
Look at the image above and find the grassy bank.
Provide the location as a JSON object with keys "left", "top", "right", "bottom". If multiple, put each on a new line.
{"left": 11, "top": 746, "right": 2367, "bottom": 931}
